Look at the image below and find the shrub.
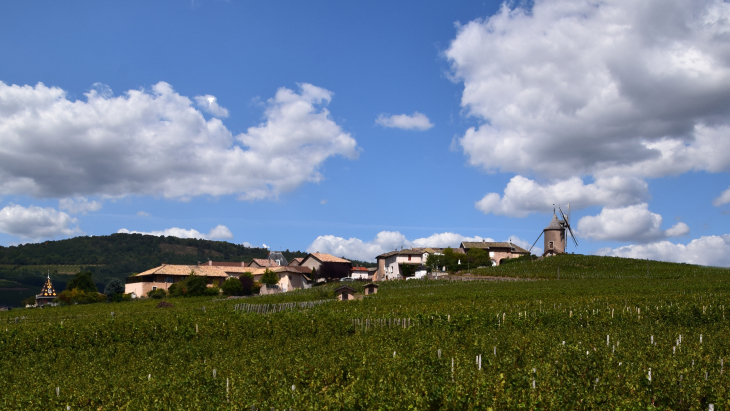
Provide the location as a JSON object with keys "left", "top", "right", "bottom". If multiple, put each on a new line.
{"left": 221, "top": 277, "right": 243, "bottom": 296}
{"left": 168, "top": 273, "right": 208, "bottom": 297}
{"left": 185, "top": 275, "right": 208, "bottom": 296}
{"left": 156, "top": 301, "right": 174, "bottom": 308}
{"left": 252, "top": 281, "right": 262, "bottom": 295}
{"left": 57, "top": 289, "right": 106, "bottom": 305}
{"left": 21, "top": 296, "right": 36, "bottom": 306}
{"left": 260, "top": 269, "right": 279, "bottom": 286}
{"left": 147, "top": 289, "right": 167, "bottom": 299}
{"left": 204, "top": 285, "right": 221, "bottom": 296}
{"left": 239, "top": 272, "right": 254, "bottom": 295}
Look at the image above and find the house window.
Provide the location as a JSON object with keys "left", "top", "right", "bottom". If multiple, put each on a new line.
{"left": 408, "top": 255, "right": 411, "bottom": 261}
{"left": 152, "top": 286, "right": 157, "bottom": 291}
{"left": 549, "top": 241, "right": 554, "bottom": 249}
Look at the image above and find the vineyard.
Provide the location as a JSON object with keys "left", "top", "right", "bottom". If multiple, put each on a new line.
{"left": 1, "top": 256, "right": 729, "bottom": 409}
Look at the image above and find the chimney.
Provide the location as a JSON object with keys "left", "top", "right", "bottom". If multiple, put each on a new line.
{"left": 208, "top": 260, "right": 212, "bottom": 266}
{"left": 198, "top": 261, "right": 201, "bottom": 266}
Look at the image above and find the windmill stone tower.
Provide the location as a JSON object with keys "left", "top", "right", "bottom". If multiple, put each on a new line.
{"left": 543, "top": 212, "right": 566, "bottom": 256}
{"left": 527, "top": 204, "right": 578, "bottom": 256}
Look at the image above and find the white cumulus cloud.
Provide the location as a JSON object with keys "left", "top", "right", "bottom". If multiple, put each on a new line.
{"left": 0, "top": 203, "right": 82, "bottom": 239}
{"left": 194, "top": 95, "right": 229, "bottom": 118}
{"left": 117, "top": 224, "right": 233, "bottom": 240}
{"left": 0, "top": 81, "right": 358, "bottom": 201}
{"left": 58, "top": 197, "right": 102, "bottom": 214}
{"left": 447, "top": 0, "right": 730, "bottom": 180}
{"left": 476, "top": 176, "right": 649, "bottom": 217}
{"left": 713, "top": 186, "right": 730, "bottom": 207}
{"left": 596, "top": 234, "right": 730, "bottom": 267}
{"left": 307, "top": 231, "right": 529, "bottom": 262}
{"left": 577, "top": 204, "right": 690, "bottom": 243}
{"left": 375, "top": 112, "right": 434, "bottom": 131}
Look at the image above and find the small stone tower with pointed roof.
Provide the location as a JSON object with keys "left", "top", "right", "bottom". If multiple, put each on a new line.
{"left": 543, "top": 212, "right": 566, "bottom": 257}
{"left": 35, "top": 275, "right": 57, "bottom": 306}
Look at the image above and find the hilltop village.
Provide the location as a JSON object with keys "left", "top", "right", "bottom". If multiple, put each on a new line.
{"left": 21, "top": 213, "right": 571, "bottom": 305}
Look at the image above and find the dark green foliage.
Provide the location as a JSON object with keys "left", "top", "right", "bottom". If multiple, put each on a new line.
{"left": 185, "top": 275, "right": 208, "bottom": 296}
{"left": 204, "top": 286, "right": 221, "bottom": 296}
{"left": 260, "top": 269, "right": 279, "bottom": 286}
{"left": 0, "top": 233, "right": 269, "bottom": 266}
{"left": 104, "top": 278, "right": 125, "bottom": 302}
{"left": 56, "top": 288, "right": 105, "bottom": 304}
{"left": 147, "top": 289, "right": 167, "bottom": 299}
{"left": 399, "top": 263, "right": 417, "bottom": 278}
{"left": 466, "top": 248, "right": 492, "bottom": 268}
{"left": 238, "top": 272, "right": 254, "bottom": 295}
{"left": 167, "top": 274, "right": 208, "bottom": 297}
{"left": 66, "top": 272, "right": 97, "bottom": 293}
{"left": 426, "top": 247, "right": 463, "bottom": 273}
{"left": 167, "top": 282, "right": 181, "bottom": 297}
{"left": 221, "top": 277, "right": 243, "bottom": 296}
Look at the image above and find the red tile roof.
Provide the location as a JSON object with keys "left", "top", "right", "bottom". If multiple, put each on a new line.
{"left": 310, "top": 252, "right": 350, "bottom": 263}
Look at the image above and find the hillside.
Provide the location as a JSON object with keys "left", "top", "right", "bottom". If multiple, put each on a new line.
{"left": 2, "top": 270, "right": 729, "bottom": 408}
{"left": 0, "top": 233, "right": 374, "bottom": 306}
{"left": 472, "top": 254, "right": 728, "bottom": 279}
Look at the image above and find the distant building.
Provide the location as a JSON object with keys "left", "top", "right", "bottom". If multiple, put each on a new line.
{"left": 460, "top": 240, "right": 529, "bottom": 266}
{"left": 299, "top": 253, "right": 352, "bottom": 281}
{"left": 268, "top": 251, "right": 288, "bottom": 266}
{"left": 334, "top": 285, "right": 356, "bottom": 301}
{"left": 35, "top": 275, "right": 57, "bottom": 306}
{"left": 288, "top": 257, "right": 304, "bottom": 266}
{"left": 543, "top": 213, "right": 567, "bottom": 257}
{"left": 375, "top": 248, "right": 456, "bottom": 280}
{"left": 224, "top": 265, "right": 313, "bottom": 293}
{"left": 124, "top": 264, "right": 228, "bottom": 297}
{"left": 204, "top": 261, "right": 247, "bottom": 267}
{"left": 363, "top": 283, "right": 379, "bottom": 295}
{"left": 248, "top": 258, "right": 280, "bottom": 269}
{"left": 350, "top": 266, "right": 369, "bottom": 280}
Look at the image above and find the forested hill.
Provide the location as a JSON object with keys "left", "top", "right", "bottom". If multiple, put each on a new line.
{"left": 0, "top": 233, "right": 275, "bottom": 267}
{"left": 0, "top": 234, "right": 373, "bottom": 307}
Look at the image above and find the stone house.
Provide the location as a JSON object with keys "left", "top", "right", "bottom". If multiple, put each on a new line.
{"left": 460, "top": 240, "right": 529, "bottom": 266}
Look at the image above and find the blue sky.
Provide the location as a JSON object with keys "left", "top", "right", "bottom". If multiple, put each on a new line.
{"left": 1, "top": 0, "right": 730, "bottom": 266}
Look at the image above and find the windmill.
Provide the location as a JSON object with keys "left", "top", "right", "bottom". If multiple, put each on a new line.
{"left": 528, "top": 203, "right": 578, "bottom": 256}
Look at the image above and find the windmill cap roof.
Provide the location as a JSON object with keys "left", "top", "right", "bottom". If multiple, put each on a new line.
{"left": 545, "top": 213, "right": 564, "bottom": 230}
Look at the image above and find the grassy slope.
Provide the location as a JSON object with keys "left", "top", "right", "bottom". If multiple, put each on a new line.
{"left": 472, "top": 254, "right": 727, "bottom": 279}
{"left": 1, "top": 258, "right": 729, "bottom": 408}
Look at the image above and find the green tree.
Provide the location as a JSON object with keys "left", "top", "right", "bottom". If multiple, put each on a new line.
{"left": 185, "top": 274, "right": 207, "bottom": 296}
{"left": 104, "top": 278, "right": 125, "bottom": 302}
{"left": 467, "top": 248, "right": 492, "bottom": 268}
{"left": 260, "top": 268, "right": 279, "bottom": 286}
{"left": 221, "top": 277, "right": 243, "bottom": 296}
{"left": 66, "top": 272, "right": 97, "bottom": 293}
